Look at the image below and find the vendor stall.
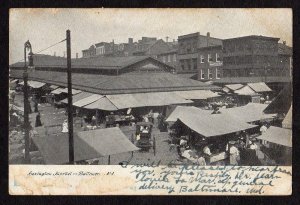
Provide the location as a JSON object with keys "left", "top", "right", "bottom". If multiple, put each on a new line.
{"left": 32, "top": 127, "right": 139, "bottom": 164}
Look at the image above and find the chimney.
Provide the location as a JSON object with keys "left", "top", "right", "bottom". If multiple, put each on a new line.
{"left": 207, "top": 32, "right": 210, "bottom": 46}
{"left": 128, "top": 38, "right": 133, "bottom": 44}
{"left": 54, "top": 52, "right": 56, "bottom": 56}
{"left": 166, "top": 36, "right": 169, "bottom": 42}
{"left": 283, "top": 41, "right": 286, "bottom": 45}
{"left": 112, "top": 39, "right": 115, "bottom": 53}
{"left": 76, "top": 53, "right": 78, "bottom": 59}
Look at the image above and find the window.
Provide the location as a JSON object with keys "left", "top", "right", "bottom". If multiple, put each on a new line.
{"left": 173, "top": 54, "right": 176, "bottom": 62}
{"left": 200, "top": 55, "right": 204, "bottom": 63}
{"left": 180, "top": 60, "right": 185, "bottom": 70}
{"left": 162, "top": 56, "right": 166, "bottom": 63}
{"left": 208, "top": 54, "right": 213, "bottom": 62}
{"left": 168, "top": 55, "right": 171, "bottom": 62}
{"left": 208, "top": 68, "right": 212, "bottom": 79}
{"left": 216, "top": 68, "right": 221, "bottom": 79}
{"left": 192, "top": 58, "right": 197, "bottom": 70}
{"left": 200, "top": 69, "right": 204, "bottom": 79}
{"left": 216, "top": 53, "right": 221, "bottom": 62}
{"left": 187, "top": 60, "right": 191, "bottom": 70}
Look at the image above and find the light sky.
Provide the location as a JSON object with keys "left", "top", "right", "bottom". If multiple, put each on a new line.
{"left": 9, "top": 8, "right": 292, "bottom": 64}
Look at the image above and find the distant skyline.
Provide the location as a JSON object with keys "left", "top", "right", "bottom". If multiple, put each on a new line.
{"left": 9, "top": 8, "right": 292, "bottom": 64}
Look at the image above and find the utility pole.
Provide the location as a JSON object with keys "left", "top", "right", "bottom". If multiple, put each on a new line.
{"left": 66, "top": 30, "right": 74, "bottom": 164}
{"left": 23, "top": 41, "right": 33, "bottom": 164}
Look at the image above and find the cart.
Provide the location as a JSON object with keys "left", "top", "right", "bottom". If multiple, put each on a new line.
{"left": 134, "top": 122, "right": 155, "bottom": 152}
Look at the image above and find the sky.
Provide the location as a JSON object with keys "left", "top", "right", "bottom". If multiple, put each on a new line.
{"left": 9, "top": 8, "right": 292, "bottom": 64}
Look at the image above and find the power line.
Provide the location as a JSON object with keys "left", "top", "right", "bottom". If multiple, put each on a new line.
{"left": 12, "top": 38, "right": 66, "bottom": 64}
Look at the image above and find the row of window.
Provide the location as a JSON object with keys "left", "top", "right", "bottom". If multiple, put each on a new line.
{"left": 200, "top": 53, "right": 221, "bottom": 63}
{"left": 180, "top": 58, "right": 197, "bottom": 70}
{"left": 162, "top": 54, "right": 177, "bottom": 63}
{"left": 223, "top": 68, "right": 291, "bottom": 77}
{"left": 200, "top": 68, "right": 221, "bottom": 79}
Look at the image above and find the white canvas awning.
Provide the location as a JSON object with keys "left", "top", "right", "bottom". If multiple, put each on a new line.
{"left": 106, "top": 92, "right": 193, "bottom": 109}
{"left": 73, "top": 94, "right": 103, "bottom": 107}
{"left": 174, "top": 90, "right": 220, "bottom": 100}
{"left": 247, "top": 82, "right": 272, "bottom": 93}
{"left": 84, "top": 97, "right": 118, "bottom": 111}
{"left": 234, "top": 85, "right": 257, "bottom": 96}
{"left": 19, "top": 80, "right": 45, "bottom": 89}
{"left": 257, "top": 126, "right": 292, "bottom": 147}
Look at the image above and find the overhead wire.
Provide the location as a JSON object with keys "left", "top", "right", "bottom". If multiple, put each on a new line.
{"left": 12, "top": 38, "right": 66, "bottom": 64}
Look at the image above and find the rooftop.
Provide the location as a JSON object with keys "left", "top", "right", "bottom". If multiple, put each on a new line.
{"left": 10, "top": 70, "right": 219, "bottom": 95}
{"left": 223, "top": 35, "right": 280, "bottom": 42}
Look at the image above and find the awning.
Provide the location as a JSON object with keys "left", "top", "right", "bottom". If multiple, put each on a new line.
{"left": 257, "top": 126, "right": 292, "bottom": 147}
{"left": 51, "top": 88, "right": 65, "bottom": 95}
{"left": 60, "top": 92, "right": 93, "bottom": 104}
{"left": 10, "top": 104, "right": 24, "bottom": 113}
{"left": 166, "top": 106, "right": 211, "bottom": 122}
{"left": 174, "top": 90, "right": 220, "bottom": 100}
{"left": 84, "top": 97, "right": 118, "bottom": 111}
{"left": 219, "top": 103, "right": 276, "bottom": 123}
{"left": 106, "top": 92, "right": 193, "bottom": 109}
{"left": 234, "top": 85, "right": 257, "bottom": 96}
{"left": 49, "top": 85, "right": 59, "bottom": 90}
{"left": 60, "top": 88, "right": 82, "bottom": 95}
{"left": 224, "top": 84, "right": 244, "bottom": 91}
{"left": 19, "top": 80, "right": 46, "bottom": 89}
{"left": 73, "top": 94, "right": 103, "bottom": 107}
{"left": 32, "top": 127, "right": 139, "bottom": 164}
{"left": 282, "top": 105, "right": 292, "bottom": 129}
{"left": 167, "top": 106, "right": 257, "bottom": 137}
{"left": 247, "top": 82, "right": 272, "bottom": 93}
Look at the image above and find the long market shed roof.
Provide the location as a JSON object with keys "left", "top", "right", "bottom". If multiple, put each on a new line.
{"left": 10, "top": 70, "right": 220, "bottom": 95}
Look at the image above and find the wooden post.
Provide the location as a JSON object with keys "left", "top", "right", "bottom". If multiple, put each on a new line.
{"left": 66, "top": 30, "right": 74, "bottom": 164}
{"left": 23, "top": 45, "right": 30, "bottom": 163}
{"left": 108, "top": 155, "right": 111, "bottom": 165}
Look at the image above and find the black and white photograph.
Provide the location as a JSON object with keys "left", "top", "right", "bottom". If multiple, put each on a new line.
{"left": 8, "top": 8, "right": 293, "bottom": 195}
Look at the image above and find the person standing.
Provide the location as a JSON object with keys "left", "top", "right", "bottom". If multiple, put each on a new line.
{"left": 35, "top": 112, "right": 42, "bottom": 127}
{"left": 34, "top": 100, "right": 38, "bottom": 113}
{"left": 229, "top": 143, "right": 240, "bottom": 165}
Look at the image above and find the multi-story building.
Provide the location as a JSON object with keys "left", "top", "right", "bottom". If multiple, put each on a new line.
{"left": 132, "top": 38, "right": 171, "bottom": 58}
{"left": 177, "top": 32, "right": 222, "bottom": 74}
{"left": 157, "top": 49, "right": 178, "bottom": 70}
{"left": 197, "top": 45, "right": 223, "bottom": 81}
{"left": 221, "top": 35, "right": 291, "bottom": 78}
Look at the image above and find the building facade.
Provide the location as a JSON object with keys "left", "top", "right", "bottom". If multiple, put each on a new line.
{"left": 157, "top": 49, "right": 178, "bottom": 70}
{"left": 197, "top": 45, "right": 223, "bottom": 81}
{"left": 222, "top": 36, "right": 291, "bottom": 78}
{"left": 177, "top": 32, "right": 222, "bottom": 74}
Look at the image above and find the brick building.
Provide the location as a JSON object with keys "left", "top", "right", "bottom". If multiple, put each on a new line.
{"left": 177, "top": 32, "right": 222, "bottom": 74}
{"left": 222, "top": 35, "right": 292, "bottom": 79}
{"left": 197, "top": 45, "right": 223, "bottom": 81}
{"left": 157, "top": 49, "right": 178, "bottom": 70}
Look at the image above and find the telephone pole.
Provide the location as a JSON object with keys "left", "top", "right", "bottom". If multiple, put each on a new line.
{"left": 66, "top": 30, "right": 74, "bottom": 164}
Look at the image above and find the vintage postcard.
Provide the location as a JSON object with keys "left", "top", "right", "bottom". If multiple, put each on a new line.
{"left": 9, "top": 8, "right": 292, "bottom": 195}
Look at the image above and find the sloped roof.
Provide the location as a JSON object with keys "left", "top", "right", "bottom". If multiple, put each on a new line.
{"left": 257, "top": 126, "right": 292, "bottom": 147}
{"left": 10, "top": 54, "right": 149, "bottom": 70}
{"left": 224, "top": 84, "right": 244, "bottom": 91}
{"left": 247, "top": 82, "right": 272, "bottom": 93}
{"left": 219, "top": 103, "right": 276, "bottom": 123}
{"left": 10, "top": 70, "right": 219, "bottom": 95}
{"left": 264, "top": 84, "right": 292, "bottom": 114}
{"left": 215, "top": 76, "right": 291, "bottom": 84}
{"left": 234, "top": 85, "right": 257, "bottom": 96}
{"left": 32, "top": 127, "right": 139, "bottom": 164}
{"left": 166, "top": 106, "right": 257, "bottom": 137}
{"left": 282, "top": 105, "right": 292, "bottom": 129}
